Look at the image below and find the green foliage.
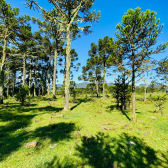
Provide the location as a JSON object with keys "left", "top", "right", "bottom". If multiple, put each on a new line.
{"left": 135, "top": 86, "right": 145, "bottom": 95}
{"left": 148, "top": 80, "right": 158, "bottom": 93}
{"left": 112, "top": 73, "right": 131, "bottom": 110}
{"left": 151, "top": 94, "right": 167, "bottom": 114}
{"left": 15, "top": 85, "right": 29, "bottom": 105}
{"left": 157, "top": 57, "right": 168, "bottom": 84}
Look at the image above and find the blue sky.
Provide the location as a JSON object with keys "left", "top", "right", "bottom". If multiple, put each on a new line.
{"left": 6, "top": 0, "right": 168, "bottom": 84}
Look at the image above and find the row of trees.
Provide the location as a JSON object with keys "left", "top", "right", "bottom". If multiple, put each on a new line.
{"left": 79, "top": 7, "right": 168, "bottom": 121}
{"left": 0, "top": 0, "right": 100, "bottom": 110}
{"left": 1, "top": 1, "right": 168, "bottom": 121}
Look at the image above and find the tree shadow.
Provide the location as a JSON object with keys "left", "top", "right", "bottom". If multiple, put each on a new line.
{"left": 106, "top": 105, "right": 131, "bottom": 121}
{"left": 0, "top": 121, "right": 75, "bottom": 161}
{"left": 121, "top": 110, "right": 131, "bottom": 121}
{"left": 0, "top": 102, "right": 37, "bottom": 109}
{"left": 70, "top": 98, "right": 93, "bottom": 111}
{"left": 75, "top": 132, "right": 165, "bottom": 168}
{"left": 106, "top": 105, "right": 119, "bottom": 111}
{"left": 31, "top": 122, "right": 75, "bottom": 143}
{"left": 10, "top": 106, "right": 64, "bottom": 114}
{"left": 0, "top": 110, "right": 36, "bottom": 161}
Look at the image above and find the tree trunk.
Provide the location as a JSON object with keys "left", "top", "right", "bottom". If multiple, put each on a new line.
{"left": 132, "top": 59, "right": 136, "bottom": 122}
{"left": 29, "top": 58, "right": 32, "bottom": 96}
{"left": 48, "top": 74, "right": 50, "bottom": 95}
{"left": 0, "top": 38, "right": 7, "bottom": 104}
{"left": 23, "top": 53, "right": 26, "bottom": 86}
{"left": 52, "top": 57, "right": 54, "bottom": 94}
{"left": 42, "top": 86, "right": 44, "bottom": 96}
{"left": 52, "top": 48, "right": 58, "bottom": 98}
{"left": 103, "top": 62, "right": 106, "bottom": 98}
{"left": 63, "top": 56, "right": 66, "bottom": 85}
{"left": 12, "top": 71, "right": 16, "bottom": 97}
{"left": 34, "top": 59, "right": 37, "bottom": 97}
{"left": 64, "top": 29, "right": 71, "bottom": 110}
{"left": 144, "top": 86, "right": 147, "bottom": 102}
{"left": 0, "top": 70, "right": 4, "bottom": 104}
{"left": 96, "top": 79, "right": 99, "bottom": 98}
{"left": 7, "top": 72, "right": 9, "bottom": 97}
{"left": 47, "top": 56, "right": 51, "bottom": 95}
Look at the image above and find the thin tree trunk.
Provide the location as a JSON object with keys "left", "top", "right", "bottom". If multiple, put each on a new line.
{"left": 0, "top": 38, "right": 7, "bottom": 104}
{"left": 48, "top": 74, "right": 50, "bottom": 95}
{"left": 103, "top": 62, "right": 106, "bottom": 98}
{"left": 42, "top": 86, "right": 44, "bottom": 96}
{"left": 64, "top": 29, "right": 71, "bottom": 110}
{"left": 144, "top": 86, "right": 147, "bottom": 102}
{"left": 12, "top": 71, "right": 16, "bottom": 97}
{"left": 34, "top": 59, "right": 37, "bottom": 97}
{"left": 132, "top": 59, "right": 136, "bottom": 122}
{"left": 52, "top": 49, "right": 58, "bottom": 98}
{"left": 52, "top": 57, "right": 54, "bottom": 94}
{"left": 7, "top": 73, "right": 9, "bottom": 97}
{"left": 47, "top": 56, "right": 51, "bottom": 95}
{"left": 63, "top": 56, "right": 66, "bottom": 85}
{"left": 23, "top": 53, "right": 26, "bottom": 86}
{"left": 96, "top": 78, "right": 99, "bottom": 98}
{"left": 0, "top": 70, "right": 4, "bottom": 104}
{"left": 29, "top": 59, "right": 32, "bottom": 96}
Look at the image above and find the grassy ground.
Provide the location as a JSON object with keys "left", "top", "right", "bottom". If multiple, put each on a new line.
{"left": 0, "top": 93, "right": 168, "bottom": 168}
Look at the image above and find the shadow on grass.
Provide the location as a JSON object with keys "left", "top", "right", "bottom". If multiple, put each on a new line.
{"left": 0, "top": 110, "right": 36, "bottom": 161}
{"left": 36, "top": 132, "right": 168, "bottom": 168}
{"left": 75, "top": 132, "right": 165, "bottom": 168}
{"left": 70, "top": 98, "right": 93, "bottom": 111}
{"left": 121, "top": 110, "right": 131, "bottom": 121}
{"left": 0, "top": 102, "right": 75, "bottom": 162}
{"left": 106, "top": 105, "right": 131, "bottom": 121}
{"left": 0, "top": 121, "right": 75, "bottom": 162}
{"left": 32, "top": 122, "right": 75, "bottom": 143}
{"left": 0, "top": 103, "right": 37, "bottom": 109}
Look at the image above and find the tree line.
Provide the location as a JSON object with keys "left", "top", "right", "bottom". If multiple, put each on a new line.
{"left": 0, "top": 0, "right": 168, "bottom": 122}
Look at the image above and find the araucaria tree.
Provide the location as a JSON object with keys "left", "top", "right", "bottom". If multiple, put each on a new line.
{"left": 25, "top": 0, "right": 100, "bottom": 110}
{"left": 157, "top": 57, "right": 168, "bottom": 84}
{"left": 0, "top": 0, "right": 19, "bottom": 104}
{"left": 98, "top": 36, "right": 119, "bottom": 97}
{"left": 116, "top": 7, "right": 168, "bottom": 122}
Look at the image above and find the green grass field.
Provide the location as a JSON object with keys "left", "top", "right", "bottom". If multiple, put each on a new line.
{"left": 0, "top": 93, "right": 168, "bottom": 168}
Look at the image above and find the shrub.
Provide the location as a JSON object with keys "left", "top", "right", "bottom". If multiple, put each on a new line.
{"left": 15, "top": 85, "right": 29, "bottom": 105}
{"left": 151, "top": 94, "right": 167, "bottom": 115}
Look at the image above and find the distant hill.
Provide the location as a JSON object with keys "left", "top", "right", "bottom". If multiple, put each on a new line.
{"left": 56, "top": 82, "right": 113, "bottom": 88}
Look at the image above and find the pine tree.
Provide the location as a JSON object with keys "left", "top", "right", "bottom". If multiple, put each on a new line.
{"left": 25, "top": 0, "right": 100, "bottom": 110}
{"left": 116, "top": 7, "right": 168, "bottom": 122}
{"left": 0, "top": 0, "right": 20, "bottom": 103}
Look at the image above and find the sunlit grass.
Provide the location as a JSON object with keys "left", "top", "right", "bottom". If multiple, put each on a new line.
{"left": 0, "top": 93, "right": 168, "bottom": 167}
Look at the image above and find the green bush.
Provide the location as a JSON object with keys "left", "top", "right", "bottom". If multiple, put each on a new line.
{"left": 151, "top": 94, "right": 167, "bottom": 115}
{"left": 15, "top": 85, "right": 29, "bottom": 105}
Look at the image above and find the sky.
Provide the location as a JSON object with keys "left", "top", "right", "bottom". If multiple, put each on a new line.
{"left": 6, "top": 0, "right": 168, "bottom": 84}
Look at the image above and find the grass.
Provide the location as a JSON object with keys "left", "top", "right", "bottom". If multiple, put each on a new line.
{"left": 0, "top": 93, "right": 168, "bottom": 168}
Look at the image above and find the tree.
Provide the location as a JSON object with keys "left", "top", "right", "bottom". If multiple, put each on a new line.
{"left": 98, "top": 36, "right": 119, "bottom": 98}
{"left": 112, "top": 72, "right": 131, "bottom": 110}
{"left": 0, "top": 0, "right": 19, "bottom": 104}
{"left": 25, "top": 0, "right": 100, "bottom": 110}
{"left": 157, "top": 57, "right": 168, "bottom": 84}
{"left": 116, "top": 7, "right": 168, "bottom": 122}
{"left": 138, "top": 60, "right": 155, "bottom": 101}
{"left": 148, "top": 80, "right": 157, "bottom": 93}
{"left": 60, "top": 48, "right": 80, "bottom": 87}
{"left": 32, "top": 16, "right": 64, "bottom": 98}
{"left": 79, "top": 43, "right": 102, "bottom": 97}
